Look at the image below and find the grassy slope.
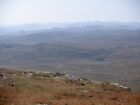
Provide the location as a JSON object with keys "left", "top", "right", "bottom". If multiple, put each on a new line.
{"left": 0, "top": 68, "right": 140, "bottom": 105}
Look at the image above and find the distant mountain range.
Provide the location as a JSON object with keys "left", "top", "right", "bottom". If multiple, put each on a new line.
{"left": 0, "top": 22, "right": 140, "bottom": 36}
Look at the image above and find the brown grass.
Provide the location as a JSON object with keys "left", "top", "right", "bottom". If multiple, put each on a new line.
{"left": 0, "top": 87, "right": 17, "bottom": 105}
{"left": 0, "top": 69, "right": 140, "bottom": 105}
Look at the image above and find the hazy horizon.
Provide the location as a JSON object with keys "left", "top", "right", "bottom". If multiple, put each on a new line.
{"left": 0, "top": 0, "right": 140, "bottom": 26}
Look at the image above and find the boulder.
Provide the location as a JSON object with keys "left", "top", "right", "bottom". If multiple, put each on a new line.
{"left": 0, "top": 74, "right": 3, "bottom": 79}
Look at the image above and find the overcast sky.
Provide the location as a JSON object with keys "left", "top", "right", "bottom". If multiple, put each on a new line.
{"left": 0, "top": 0, "right": 140, "bottom": 26}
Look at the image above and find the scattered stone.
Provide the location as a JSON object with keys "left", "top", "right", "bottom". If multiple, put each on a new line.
{"left": 81, "top": 83, "right": 85, "bottom": 86}
{"left": 26, "top": 72, "right": 33, "bottom": 78}
{"left": 81, "top": 89, "right": 88, "bottom": 93}
{"left": 52, "top": 72, "right": 65, "bottom": 77}
{"left": 0, "top": 74, "right": 4, "bottom": 79}
{"left": 79, "top": 78, "right": 88, "bottom": 81}
{"left": 111, "top": 82, "right": 131, "bottom": 91}
{"left": 6, "top": 79, "right": 15, "bottom": 87}
{"left": 67, "top": 75, "right": 79, "bottom": 81}
{"left": 0, "top": 74, "right": 6, "bottom": 79}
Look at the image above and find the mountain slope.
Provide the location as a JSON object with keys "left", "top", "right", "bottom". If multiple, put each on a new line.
{"left": 0, "top": 68, "right": 140, "bottom": 105}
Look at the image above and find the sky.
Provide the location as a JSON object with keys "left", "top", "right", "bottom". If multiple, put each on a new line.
{"left": 0, "top": 0, "right": 140, "bottom": 26}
